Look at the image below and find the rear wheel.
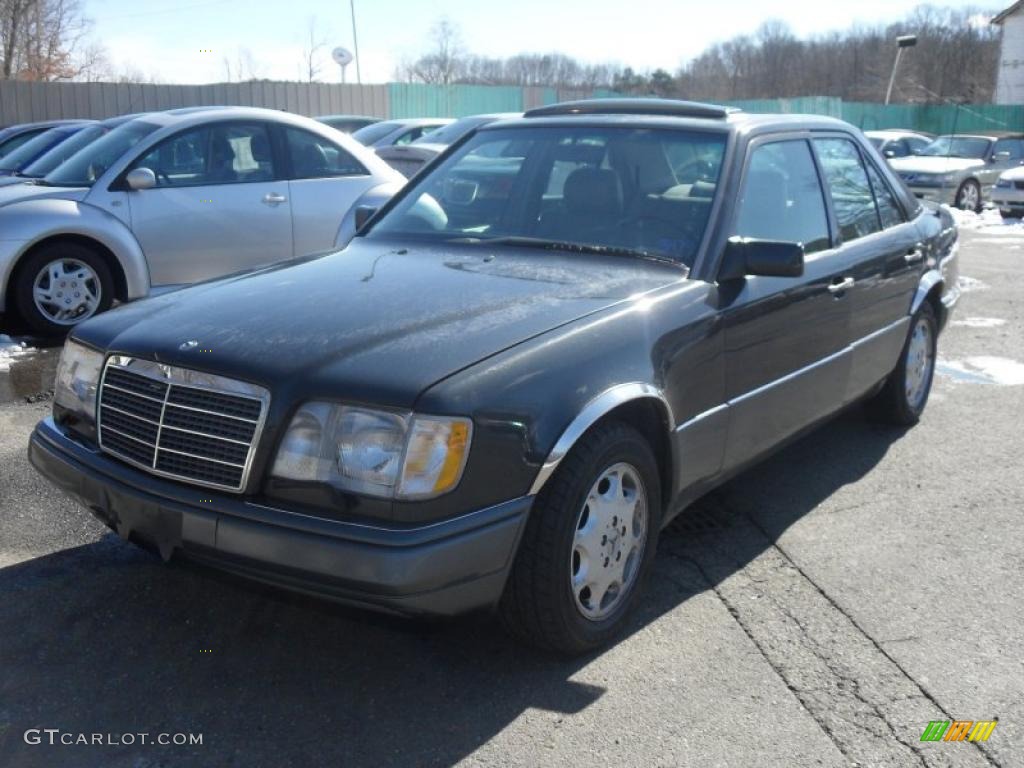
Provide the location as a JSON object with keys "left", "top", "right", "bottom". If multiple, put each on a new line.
{"left": 955, "top": 179, "right": 981, "bottom": 213}
{"left": 13, "top": 242, "right": 114, "bottom": 336}
{"left": 868, "top": 302, "right": 938, "bottom": 426}
{"left": 500, "top": 421, "right": 662, "bottom": 654}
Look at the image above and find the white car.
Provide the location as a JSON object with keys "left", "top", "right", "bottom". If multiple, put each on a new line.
{"left": 0, "top": 106, "right": 403, "bottom": 334}
{"left": 864, "top": 129, "right": 932, "bottom": 159}
{"left": 992, "top": 166, "right": 1024, "bottom": 218}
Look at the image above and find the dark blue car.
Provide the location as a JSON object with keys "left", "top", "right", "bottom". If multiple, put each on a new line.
{"left": 0, "top": 121, "right": 96, "bottom": 177}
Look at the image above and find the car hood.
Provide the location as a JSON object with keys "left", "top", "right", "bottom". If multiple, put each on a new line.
{"left": 75, "top": 239, "right": 685, "bottom": 409}
{"left": 999, "top": 165, "right": 1024, "bottom": 181}
{"left": 0, "top": 182, "right": 89, "bottom": 207}
{"left": 888, "top": 156, "right": 984, "bottom": 174}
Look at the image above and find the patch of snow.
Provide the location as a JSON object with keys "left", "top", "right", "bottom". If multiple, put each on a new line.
{"left": 0, "top": 334, "right": 35, "bottom": 373}
{"left": 945, "top": 205, "right": 1024, "bottom": 235}
{"left": 957, "top": 275, "right": 988, "bottom": 293}
{"left": 937, "top": 356, "right": 1024, "bottom": 386}
{"left": 951, "top": 317, "right": 1007, "bottom": 329}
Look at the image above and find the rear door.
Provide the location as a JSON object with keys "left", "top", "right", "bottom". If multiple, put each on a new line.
{"left": 126, "top": 121, "right": 293, "bottom": 286}
{"left": 810, "top": 135, "right": 921, "bottom": 400}
{"left": 717, "top": 136, "right": 854, "bottom": 470}
{"left": 281, "top": 126, "right": 379, "bottom": 255}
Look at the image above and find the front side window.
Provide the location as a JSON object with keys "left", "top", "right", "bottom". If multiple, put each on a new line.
{"left": 132, "top": 122, "right": 275, "bottom": 187}
{"left": 369, "top": 125, "right": 728, "bottom": 267}
{"left": 45, "top": 120, "right": 160, "bottom": 187}
{"left": 734, "top": 140, "right": 830, "bottom": 254}
{"left": 993, "top": 138, "right": 1024, "bottom": 161}
{"left": 813, "top": 137, "right": 881, "bottom": 243}
{"left": 918, "top": 136, "right": 992, "bottom": 160}
{"left": 284, "top": 127, "right": 365, "bottom": 179}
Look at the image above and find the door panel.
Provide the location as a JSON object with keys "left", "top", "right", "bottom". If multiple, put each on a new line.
{"left": 126, "top": 121, "right": 293, "bottom": 286}
{"left": 718, "top": 138, "right": 853, "bottom": 471}
{"left": 129, "top": 182, "right": 293, "bottom": 285}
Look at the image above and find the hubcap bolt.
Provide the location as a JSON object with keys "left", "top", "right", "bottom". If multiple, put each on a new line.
{"left": 616, "top": 552, "right": 621, "bottom": 561}
{"left": 601, "top": 535, "right": 607, "bottom": 545}
{"left": 621, "top": 526, "right": 626, "bottom": 536}
{"left": 604, "top": 557, "right": 609, "bottom": 567}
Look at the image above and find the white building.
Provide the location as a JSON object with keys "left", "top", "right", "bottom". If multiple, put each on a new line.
{"left": 994, "top": 1, "right": 1024, "bottom": 104}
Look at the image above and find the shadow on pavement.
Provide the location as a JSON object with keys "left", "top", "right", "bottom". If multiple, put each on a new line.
{"left": 0, "top": 408, "right": 905, "bottom": 767}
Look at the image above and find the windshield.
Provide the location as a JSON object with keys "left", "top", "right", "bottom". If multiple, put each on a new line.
{"left": 44, "top": 120, "right": 161, "bottom": 187}
{"left": 369, "top": 125, "right": 727, "bottom": 267}
{"left": 918, "top": 136, "right": 991, "bottom": 159}
{"left": 20, "top": 124, "right": 106, "bottom": 178}
{"left": 0, "top": 127, "right": 75, "bottom": 170}
{"left": 352, "top": 121, "right": 401, "bottom": 145}
{"left": 412, "top": 116, "right": 492, "bottom": 146}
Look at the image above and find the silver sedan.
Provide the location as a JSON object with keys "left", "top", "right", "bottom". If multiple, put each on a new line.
{"left": 0, "top": 106, "right": 403, "bottom": 334}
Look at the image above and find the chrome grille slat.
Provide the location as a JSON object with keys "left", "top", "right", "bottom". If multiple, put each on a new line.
{"left": 97, "top": 359, "right": 269, "bottom": 492}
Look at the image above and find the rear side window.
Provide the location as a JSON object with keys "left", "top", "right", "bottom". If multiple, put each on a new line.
{"left": 813, "top": 138, "right": 881, "bottom": 243}
{"left": 285, "top": 127, "right": 366, "bottom": 179}
{"left": 735, "top": 140, "right": 830, "bottom": 254}
{"left": 864, "top": 161, "right": 905, "bottom": 229}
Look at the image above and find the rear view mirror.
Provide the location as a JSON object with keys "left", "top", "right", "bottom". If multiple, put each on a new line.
{"left": 719, "top": 237, "right": 805, "bottom": 281}
{"left": 354, "top": 205, "right": 378, "bottom": 231}
{"left": 125, "top": 167, "right": 156, "bottom": 190}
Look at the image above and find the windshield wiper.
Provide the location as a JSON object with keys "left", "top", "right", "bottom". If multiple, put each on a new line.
{"left": 459, "top": 236, "right": 686, "bottom": 268}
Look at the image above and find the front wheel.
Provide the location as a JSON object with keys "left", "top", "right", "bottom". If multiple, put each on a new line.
{"left": 868, "top": 302, "right": 938, "bottom": 426}
{"left": 500, "top": 421, "right": 662, "bottom": 654}
{"left": 955, "top": 179, "right": 982, "bottom": 213}
{"left": 13, "top": 242, "right": 114, "bottom": 336}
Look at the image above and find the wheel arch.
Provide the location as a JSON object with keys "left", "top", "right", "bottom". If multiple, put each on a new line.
{"left": 529, "top": 383, "right": 676, "bottom": 509}
{"left": 8, "top": 234, "right": 129, "bottom": 307}
{"left": 911, "top": 268, "right": 947, "bottom": 330}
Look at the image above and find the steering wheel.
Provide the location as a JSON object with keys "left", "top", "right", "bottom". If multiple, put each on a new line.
{"left": 673, "top": 158, "right": 715, "bottom": 183}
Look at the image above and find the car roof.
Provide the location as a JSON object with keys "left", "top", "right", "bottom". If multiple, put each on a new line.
{"left": 939, "top": 132, "right": 1024, "bottom": 140}
{"left": 127, "top": 105, "right": 332, "bottom": 130}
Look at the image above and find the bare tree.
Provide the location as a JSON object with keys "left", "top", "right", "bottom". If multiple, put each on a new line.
{"left": 399, "top": 18, "right": 464, "bottom": 85}
{"left": 223, "top": 47, "right": 263, "bottom": 82}
{"left": 1, "top": 0, "right": 94, "bottom": 80}
{"left": 300, "top": 15, "right": 328, "bottom": 83}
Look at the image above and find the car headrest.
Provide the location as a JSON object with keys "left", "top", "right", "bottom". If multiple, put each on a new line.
{"left": 563, "top": 167, "right": 623, "bottom": 216}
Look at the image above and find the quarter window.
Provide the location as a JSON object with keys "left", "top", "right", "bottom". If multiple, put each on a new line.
{"left": 813, "top": 138, "right": 881, "bottom": 242}
{"left": 285, "top": 127, "right": 366, "bottom": 179}
{"left": 735, "top": 140, "right": 830, "bottom": 254}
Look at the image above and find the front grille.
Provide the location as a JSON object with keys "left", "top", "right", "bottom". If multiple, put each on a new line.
{"left": 97, "top": 358, "right": 268, "bottom": 492}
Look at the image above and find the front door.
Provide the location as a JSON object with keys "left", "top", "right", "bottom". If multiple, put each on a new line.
{"left": 716, "top": 137, "right": 854, "bottom": 471}
{"left": 126, "top": 121, "right": 293, "bottom": 286}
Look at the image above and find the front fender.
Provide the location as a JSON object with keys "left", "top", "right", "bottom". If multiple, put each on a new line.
{"left": 0, "top": 198, "right": 150, "bottom": 312}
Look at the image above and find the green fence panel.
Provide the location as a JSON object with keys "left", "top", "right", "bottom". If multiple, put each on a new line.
{"left": 387, "top": 83, "right": 523, "bottom": 118}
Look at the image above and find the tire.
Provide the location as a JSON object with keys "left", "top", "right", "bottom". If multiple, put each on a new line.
{"left": 955, "top": 179, "right": 982, "bottom": 213}
{"left": 499, "top": 420, "right": 662, "bottom": 655}
{"left": 13, "top": 241, "right": 114, "bottom": 336}
{"left": 868, "top": 302, "right": 938, "bottom": 426}
{"left": 1000, "top": 209, "right": 1018, "bottom": 220}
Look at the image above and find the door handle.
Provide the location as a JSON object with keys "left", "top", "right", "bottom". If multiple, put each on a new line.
{"left": 904, "top": 244, "right": 925, "bottom": 264}
{"left": 828, "top": 277, "right": 855, "bottom": 295}
{"left": 262, "top": 192, "right": 287, "bottom": 205}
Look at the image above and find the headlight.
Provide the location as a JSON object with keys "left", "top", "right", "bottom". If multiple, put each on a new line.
{"left": 997, "top": 178, "right": 1013, "bottom": 188}
{"left": 271, "top": 402, "right": 472, "bottom": 500}
{"left": 53, "top": 339, "right": 104, "bottom": 420}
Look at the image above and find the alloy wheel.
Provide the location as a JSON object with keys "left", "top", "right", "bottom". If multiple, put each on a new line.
{"left": 32, "top": 258, "right": 102, "bottom": 326}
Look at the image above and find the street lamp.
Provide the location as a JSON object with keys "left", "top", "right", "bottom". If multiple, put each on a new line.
{"left": 885, "top": 34, "right": 918, "bottom": 105}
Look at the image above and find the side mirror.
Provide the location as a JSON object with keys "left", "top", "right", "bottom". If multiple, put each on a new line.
{"left": 354, "top": 205, "right": 378, "bottom": 232}
{"left": 884, "top": 149, "right": 897, "bottom": 158}
{"left": 719, "top": 237, "right": 805, "bottom": 281}
{"left": 125, "top": 167, "right": 156, "bottom": 190}
{"left": 992, "top": 151, "right": 1012, "bottom": 164}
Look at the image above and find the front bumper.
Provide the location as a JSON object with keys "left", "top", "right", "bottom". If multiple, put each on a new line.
{"left": 905, "top": 184, "right": 957, "bottom": 205}
{"left": 991, "top": 186, "right": 1024, "bottom": 211}
{"left": 29, "top": 418, "right": 531, "bottom": 617}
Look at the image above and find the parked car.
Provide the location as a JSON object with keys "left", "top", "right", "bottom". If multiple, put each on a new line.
{"left": 0, "top": 114, "right": 146, "bottom": 189}
{"left": 375, "top": 112, "right": 521, "bottom": 177}
{"left": 888, "top": 132, "right": 1024, "bottom": 211}
{"left": 0, "top": 121, "right": 97, "bottom": 178}
{"left": 864, "top": 129, "right": 933, "bottom": 159}
{"left": 0, "top": 106, "right": 402, "bottom": 334}
{"left": 29, "top": 99, "right": 959, "bottom": 654}
{"left": 315, "top": 115, "right": 381, "bottom": 133}
{"left": 0, "top": 119, "right": 92, "bottom": 158}
{"left": 991, "top": 167, "right": 1024, "bottom": 218}
{"left": 351, "top": 118, "right": 453, "bottom": 149}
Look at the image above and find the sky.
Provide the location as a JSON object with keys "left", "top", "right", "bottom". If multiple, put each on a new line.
{"left": 82, "top": 0, "right": 999, "bottom": 84}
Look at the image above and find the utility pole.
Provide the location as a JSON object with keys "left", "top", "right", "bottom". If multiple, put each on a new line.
{"left": 350, "top": 0, "right": 362, "bottom": 84}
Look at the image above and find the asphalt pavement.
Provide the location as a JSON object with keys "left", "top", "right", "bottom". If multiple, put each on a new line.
{"left": 0, "top": 225, "right": 1021, "bottom": 767}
